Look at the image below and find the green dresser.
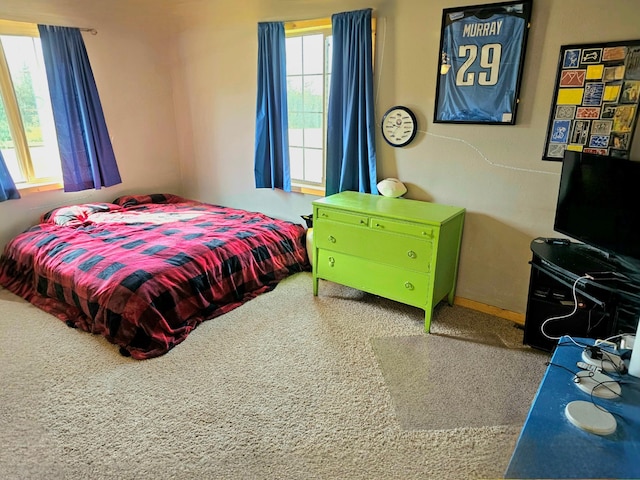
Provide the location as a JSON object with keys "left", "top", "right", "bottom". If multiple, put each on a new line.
{"left": 312, "top": 191, "right": 465, "bottom": 332}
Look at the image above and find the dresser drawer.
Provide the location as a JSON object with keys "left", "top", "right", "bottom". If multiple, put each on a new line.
{"left": 370, "top": 217, "right": 434, "bottom": 239}
{"left": 316, "top": 249, "right": 429, "bottom": 307}
{"left": 316, "top": 207, "right": 369, "bottom": 227}
{"left": 314, "top": 219, "right": 433, "bottom": 272}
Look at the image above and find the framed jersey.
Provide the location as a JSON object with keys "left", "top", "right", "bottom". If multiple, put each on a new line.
{"left": 434, "top": 0, "right": 532, "bottom": 125}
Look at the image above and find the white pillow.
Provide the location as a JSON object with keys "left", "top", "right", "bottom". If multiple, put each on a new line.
{"left": 377, "top": 178, "right": 407, "bottom": 198}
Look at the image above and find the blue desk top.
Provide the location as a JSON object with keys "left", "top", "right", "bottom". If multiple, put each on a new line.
{"left": 505, "top": 337, "right": 640, "bottom": 479}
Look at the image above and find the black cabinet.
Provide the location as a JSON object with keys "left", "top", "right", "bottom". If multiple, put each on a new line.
{"left": 524, "top": 238, "right": 640, "bottom": 351}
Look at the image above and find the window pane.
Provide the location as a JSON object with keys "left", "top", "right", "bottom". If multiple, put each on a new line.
{"left": 30, "top": 142, "right": 62, "bottom": 178}
{"left": 303, "top": 112, "right": 322, "bottom": 129}
{"left": 2, "top": 35, "right": 61, "bottom": 180}
{"left": 287, "top": 76, "right": 303, "bottom": 113}
{"left": 289, "top": 147, "right": 304, "bottom": 179}
{"left": 0, "top": 87, "right": 25, "bottom": 182}
{"left": 288, "top": 114, "right": 304, "bottom": 147}
{"left": 285, "top": 27, "right": 332, "bottom": 187}
{"left": 0, "top": 148, "right": 24, "bottom": 182}
{"left": 303, "top": 128, "right": 322, "bottom": 149}
{"left": 304, "top": 113, "right": 323, "bottom": 148}
{"left": 304, "top": 148, "right": 323, "bottom": 183}
{"left": 303, "top": 75, "right": 323, "bottom": 112}
{"left": 302, "top": 35, "right": 324, "bottom": 75}
{"left": 286, "top": 37, "right": 302, "bottom": 76}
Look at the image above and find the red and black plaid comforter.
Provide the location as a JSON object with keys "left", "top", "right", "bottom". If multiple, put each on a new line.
{"left": 0, "top": 194, "right": 309, "bottom": 359}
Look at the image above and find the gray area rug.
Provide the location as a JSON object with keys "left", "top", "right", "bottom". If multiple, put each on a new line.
{"left": 371, "top": 334, "right": 548, "bottom": 430}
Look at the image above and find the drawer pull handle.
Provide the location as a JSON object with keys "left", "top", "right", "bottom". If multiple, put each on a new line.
{"left": 321, "top": 212, "right": 328, "bottom": 217}
{"left": 404, "top": 282, "right": 414, "bottom": 290}
{"left": 328, "top": 235, "right": 336, "bottom": 243}
{"left": 375, "top": 223, "right": 381, "bottom": 228}
{"left": 407, "top": 250, "right": 416, "bottom": 259}
{"left": 328, "top": 256, "right": 335, "bottom": 266}
{"left": 360, "top": 219, "right": 367, "bottom": 224}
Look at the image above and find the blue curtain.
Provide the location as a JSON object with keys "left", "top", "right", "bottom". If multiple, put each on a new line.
{"left": 326, "top": 9, "right": 378, "bottom": 196}
{"left": 38, "top": 25, "right": 121, "bottom": 192}
{"left": 0, "top": 150, "right": 20, "bottom": 201}
{"left": 254, "top": 22, "right": 291, "bottom": 191}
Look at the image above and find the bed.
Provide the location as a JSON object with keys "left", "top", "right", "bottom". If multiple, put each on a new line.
{"left": 0, "top": 194, "right": 310, "bottom": 359}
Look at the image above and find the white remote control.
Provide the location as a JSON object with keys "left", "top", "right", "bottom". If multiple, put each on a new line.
{"left": 576, "top": 361, "right": 602, "bottom": 373}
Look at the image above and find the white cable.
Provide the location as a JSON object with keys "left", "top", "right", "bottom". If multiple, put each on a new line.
{"left": 422, "top": 130, "right": 559, "bottom": 175}
{"left": 562, "top": 335, "right": 587, "bottom": 348}
{"left": 540, "top": 275, "right": 591, "bottom": 341}
{"left": 600, "top": 333, "right": 628, "bottom": 343}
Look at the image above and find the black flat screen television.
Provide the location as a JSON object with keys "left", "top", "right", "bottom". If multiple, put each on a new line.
{"left": 554, "top": 150, "right": 640, "bottom": 263}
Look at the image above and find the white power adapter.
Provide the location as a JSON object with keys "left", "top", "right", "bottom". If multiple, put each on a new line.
{"left": 620, "top": 334, "right": 635, "bottom": 350}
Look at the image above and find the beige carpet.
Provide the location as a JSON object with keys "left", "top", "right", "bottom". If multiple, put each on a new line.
{"left": 0, "top": 272, "right": 548, "bottom": 479}
{"left": 371, "top": 334, "right": 548, "bottom": 430}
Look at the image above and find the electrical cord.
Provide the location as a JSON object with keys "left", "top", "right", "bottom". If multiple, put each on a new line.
{"left": 588, "top": 379, "right": 626, "bottom": 418}
{"left": 556, "top": 335, "right": 626, "bottom": 367}
{"left": 586, "top": 307, "right": 608, "bottom": 335}
{"left": 556, "top": 336, "right": 627, "bottom": 378}
{"left": 422, "top": 131, "right": 559, "bottom": 175}
{"left": 540, "top": 275, "right": 591, "bottom": 341}
{"left": 545, "top": 360, "right": 626, "bottom": 418}
{"left": 545, "top": 360, "right": 586, "bottom": 378}
{"left": 556, "top": 336, "right": 591, "bottom": 349}
{"left": 599, "top": 348, "right": 627, "bottom": 375}
{"left": 600, "top": 332, "right": 636, "bottom": 345}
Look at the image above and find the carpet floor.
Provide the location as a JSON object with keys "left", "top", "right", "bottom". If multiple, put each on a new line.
{"left": 371, "top": 334, "right": 548, "bottom": 430}
{"left": 0, "top": 272, "right": 549, "bottom": 479}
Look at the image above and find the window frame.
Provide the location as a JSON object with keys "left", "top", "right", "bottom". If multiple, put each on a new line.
{"left": 285, "top": 18, "right": 332, "bottom": 196}
{"left": 284, "top": 16, "right": 376, "bottom": 197}
{"left": 0, "top": 19, "right": 62, "bottom": 193}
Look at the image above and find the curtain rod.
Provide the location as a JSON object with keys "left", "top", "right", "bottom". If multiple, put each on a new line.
{"left": 0, "top": 19, "right": 97, "bottom": 35}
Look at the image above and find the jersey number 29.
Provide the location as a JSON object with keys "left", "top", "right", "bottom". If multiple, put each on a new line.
{"left": 456, "top": 43, "right": 502, "bottom": 86}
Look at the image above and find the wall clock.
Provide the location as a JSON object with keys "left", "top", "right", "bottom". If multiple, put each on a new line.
{"left": 381, "top": 106, "right": 418, "bottom": 147}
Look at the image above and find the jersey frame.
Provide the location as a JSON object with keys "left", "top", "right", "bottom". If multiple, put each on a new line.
{"left": 434, "top": 0, "right": 532, "bottom": 125}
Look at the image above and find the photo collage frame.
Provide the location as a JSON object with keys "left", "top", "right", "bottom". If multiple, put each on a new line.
{"left": 543, "top": 40, "right": 640, "bottom": 160}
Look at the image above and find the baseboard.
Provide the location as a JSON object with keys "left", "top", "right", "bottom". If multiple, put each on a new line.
{"left": 453, "top": 296, "right": 525, "bottom": 325}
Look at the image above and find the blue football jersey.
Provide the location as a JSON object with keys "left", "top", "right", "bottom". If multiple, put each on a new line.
{"left": 436, "top": 10, "right": 527, "bottom": 122}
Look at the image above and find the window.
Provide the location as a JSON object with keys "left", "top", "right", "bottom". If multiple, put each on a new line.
{"left": 285, "top": 18, "right": 332, "bottom": 195}
{"left": 284, "top": 17, "right": 376, "bottom": 195}
{"left": 0, "top": 20, "right": 62, "bottom": 189}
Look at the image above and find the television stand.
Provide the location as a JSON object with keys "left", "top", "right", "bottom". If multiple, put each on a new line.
{"left": 523, "top": 237, "right": 640, "bottom": 351}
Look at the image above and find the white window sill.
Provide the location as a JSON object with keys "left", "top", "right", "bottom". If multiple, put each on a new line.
{"left": 17, "top": 181, "right": 63, "bottom": 195}
{"left": 291, "top": 184, "right": 325, "bottom": 197}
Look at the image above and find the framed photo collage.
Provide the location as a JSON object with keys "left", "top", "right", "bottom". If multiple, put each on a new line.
{"left": 543, "top": 40, "right": 640, "bottom": 160}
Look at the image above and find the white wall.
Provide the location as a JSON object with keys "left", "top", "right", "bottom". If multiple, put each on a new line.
{"left": 170, "top": 0, "right": 640, "bottom": 314}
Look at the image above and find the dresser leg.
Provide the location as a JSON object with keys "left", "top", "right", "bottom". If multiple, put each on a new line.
{"left": 447, "top": 290, "right": 455, "bottom": 306}
{"left": 424, "top": 310, "right": 432, "bottom": 333}
{"left": 313, "top": 276, "right": 319, "bottom": 296}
